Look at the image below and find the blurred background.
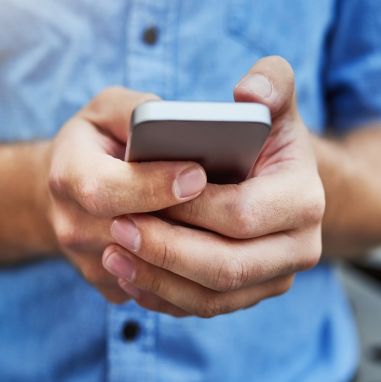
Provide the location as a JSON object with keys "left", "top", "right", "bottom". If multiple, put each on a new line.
{"left": 341, "top": 250, "right": 381, "bottom": 381}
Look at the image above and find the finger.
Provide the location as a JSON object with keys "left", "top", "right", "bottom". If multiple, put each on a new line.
{"left": 233, "top": 56, "right": 297, "bottom": 120}
{"left": 66, "top": 249, "right": 132, "bottom": 304}
{"left": 79, "top": 86, "right": 161, "bottom": 143}
{"left": 160, "top": 170, "right": 324, "bottom": 239}
{"left": 50, "top": 119, "right": 207, "bottom": 217}
{"left": 160, "top": 57, "right": 325, "bottom": 238}
{"left": 110, "top": 214, "right": 321, "bottom": 292}
{"left": 51, "top": 197, "right": 116, "bottom": 252}
{"left": 97, "top": 283, "right": 132, "bottom": 305}
{"left": 233, "top": 56, "right": 314, "bottom": 176}
{"left": 104, "top": 246, "right": 188, "bottom": 316}
{"left": 69, "top": 251, "right": 118, "bottom": 285}
{"left": 104, "top": 245, "right": 294, "bottom": 318}
{"left": 118, "top": 279, "right": 190, "bottom": 318}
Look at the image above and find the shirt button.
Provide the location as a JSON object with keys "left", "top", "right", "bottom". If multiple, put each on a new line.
{"left": 122, "top": 321, "right": 140, "bottom": 342}
{"left": 142, "top": 26, "right": 158, "bottom": 45}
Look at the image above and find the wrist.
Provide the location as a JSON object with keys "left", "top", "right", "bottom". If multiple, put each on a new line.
{"left": 311, "top": 134, "right": 364, "bottom": 256}
{"left": 0, "top": 141, "right": 61, "bottom": 263}
{"left": 32, "top": 141, "right": 61, "bottom": 256}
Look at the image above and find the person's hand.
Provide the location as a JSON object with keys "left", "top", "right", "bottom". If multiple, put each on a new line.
{"left": 102, "top": 56, "right": 325, "bottom": 317}
{"left": 46, "top": 88, "right": 207, "bottom": 304}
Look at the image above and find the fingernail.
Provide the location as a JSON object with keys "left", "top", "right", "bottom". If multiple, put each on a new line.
{"left": 111, "top": 218, "right": 141, "bottom": 252}
{"left": 118, "top": 279, "right": 142, "bottom": 299}
{"left": 236, "top": 74, "right": 272, "bottom": 99}
{"left": 104, "top": 252, "right": 135, "bottom": 281}
{"left": 174, "top": 168, "right": 206, "bottom": 199}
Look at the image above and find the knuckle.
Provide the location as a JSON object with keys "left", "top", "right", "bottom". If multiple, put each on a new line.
{"left": 100, "top": 285, "right": 131, "bottom": 305}
{"left": 195, "top": 294, "right": 223, "bottom": 319}
{"left": 55, "top": 220, "right": 84, "bottom": 251}
{"left": 302, "top": 182, "right": 325, "bottom": 226}
{"left": 304, "top": 249, "right": 322, "bottom": 270}
{"left": 138, "top": 92, "right": 161, "bottom": 104}
{"left": 95, "top": 86, "right": 131, "bottom": 105}
{"left": 80, "top": 183, "right": 99, "bottom": 214}
{"left": 81, "top": 263, "right": 105, "bottom": 284}
{"left": 48, "top": 166, "right": 68, "bottom": 198}
{"left": 78, "top": 178, "right": 101, "bottom": 215}
{"left": 107, "top": 295, "right": 131, "bottom": 305}
{"left": 309, "top": 234, "right": 323, "bottom": 268}
{"left": 296, "top": 230, "right": 323, "bottom": 272}
{"left": 96, "top": 87, "right": 160, "bottom": 119}
{"left": 213, "top": 256, "right": 249, "bottom": 292}
{"left": 170, "top": 311, "right": 190, "bottom": 318}
{"left": 229, "top": 197, "right": 255, "bottom": 238}
{"left": 140, "top": 181, "right": 160, "bottom": 210}
{"left": 77, "top": 170, "right": 112, "bottom": 217}
{"left": 273, "top": 276, "right": 294, "bottom": 297}
{"left": 136, "top": 300, "right": 156, "bottom": 314}
{"left": 84, "top": 86, "right": 126, "bottom": 120}
{"left": 100, "top": 85, "right": 125, "bottom": 98}
{"left": 145, "top": 275, "right": 164, "bottom": 295}
{"left": 178, "top": 197, "right": 204, "bottom": 224}
{"left": 152, "top": 240, "right": 177, "bottom": 271}
{"left": 134, "top": 293, "right": 166, "bottom": 314}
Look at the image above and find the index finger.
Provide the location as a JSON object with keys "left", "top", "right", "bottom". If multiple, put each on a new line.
{"left": 79, "top": 86, "right": 160, "bottom": 143}
{"left": 160, "top": 169, "right": 323, "bottom": 239}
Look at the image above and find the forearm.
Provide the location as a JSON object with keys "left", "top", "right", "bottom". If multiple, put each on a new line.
{"left": 0, "top": 141, "right": 59, "bottom": 263}
{"left": 313, "top": 125, "right": 381, "bottom": 258}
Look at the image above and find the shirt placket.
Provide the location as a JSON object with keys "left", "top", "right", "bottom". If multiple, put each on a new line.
{"left": 124, "top": 0, "right": 178, "bottom": 100}
{"left": 107, "top": 301, "right": 157, "bottom": 382}
{"left": 107, "top": 2, "right": 177, "bottom": 381}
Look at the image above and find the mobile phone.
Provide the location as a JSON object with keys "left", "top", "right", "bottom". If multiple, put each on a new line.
{"left": 125, "top": 101, "right": 271, "bottom": 184}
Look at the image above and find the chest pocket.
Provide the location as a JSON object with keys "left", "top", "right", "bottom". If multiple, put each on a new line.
{"left": 226, "top": 0, "right": 332, "bottom": 70}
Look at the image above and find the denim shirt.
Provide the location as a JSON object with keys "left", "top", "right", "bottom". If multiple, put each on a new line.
{"left": 1, "top": 0, "right": 381, "bottom": 381}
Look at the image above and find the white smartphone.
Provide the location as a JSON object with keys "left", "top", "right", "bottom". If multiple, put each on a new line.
{"left": 125, "top": 101, "right": 271, "bottom": 184}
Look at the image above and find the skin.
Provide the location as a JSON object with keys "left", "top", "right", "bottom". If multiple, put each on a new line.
{"left": 0, "top": 56, "right": 377, "bottom": 317}
{"left": 314, "top": 127, "right": 381, "bottom": 258}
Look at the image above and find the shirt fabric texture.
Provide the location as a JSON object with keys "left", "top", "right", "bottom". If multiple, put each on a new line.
{"left": 1, "top": 0, "right": 381, "bottom": 381}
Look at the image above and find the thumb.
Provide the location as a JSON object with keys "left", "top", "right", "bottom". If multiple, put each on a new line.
{"left": 78, "top": 86, "right": 161, "bottom": 143}
{"left": 233, "top": 56, "right": 297, "bottom": 120}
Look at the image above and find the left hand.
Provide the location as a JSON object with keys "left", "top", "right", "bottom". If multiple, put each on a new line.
{"left": 102, "top": 56, "right": 325, "bottom": 317}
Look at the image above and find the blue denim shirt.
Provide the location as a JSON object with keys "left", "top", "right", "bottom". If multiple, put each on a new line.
{"left": 1, "top": 0, "right": 381, "bottom": 381}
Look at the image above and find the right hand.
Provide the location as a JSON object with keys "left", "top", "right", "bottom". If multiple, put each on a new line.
{"left": 45, "top": 87, "right": 206, "bottom": 304}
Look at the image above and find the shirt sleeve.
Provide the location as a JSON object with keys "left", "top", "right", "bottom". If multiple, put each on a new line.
{"left": 325, "top": 0, "right": 381, "bottom": 133}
